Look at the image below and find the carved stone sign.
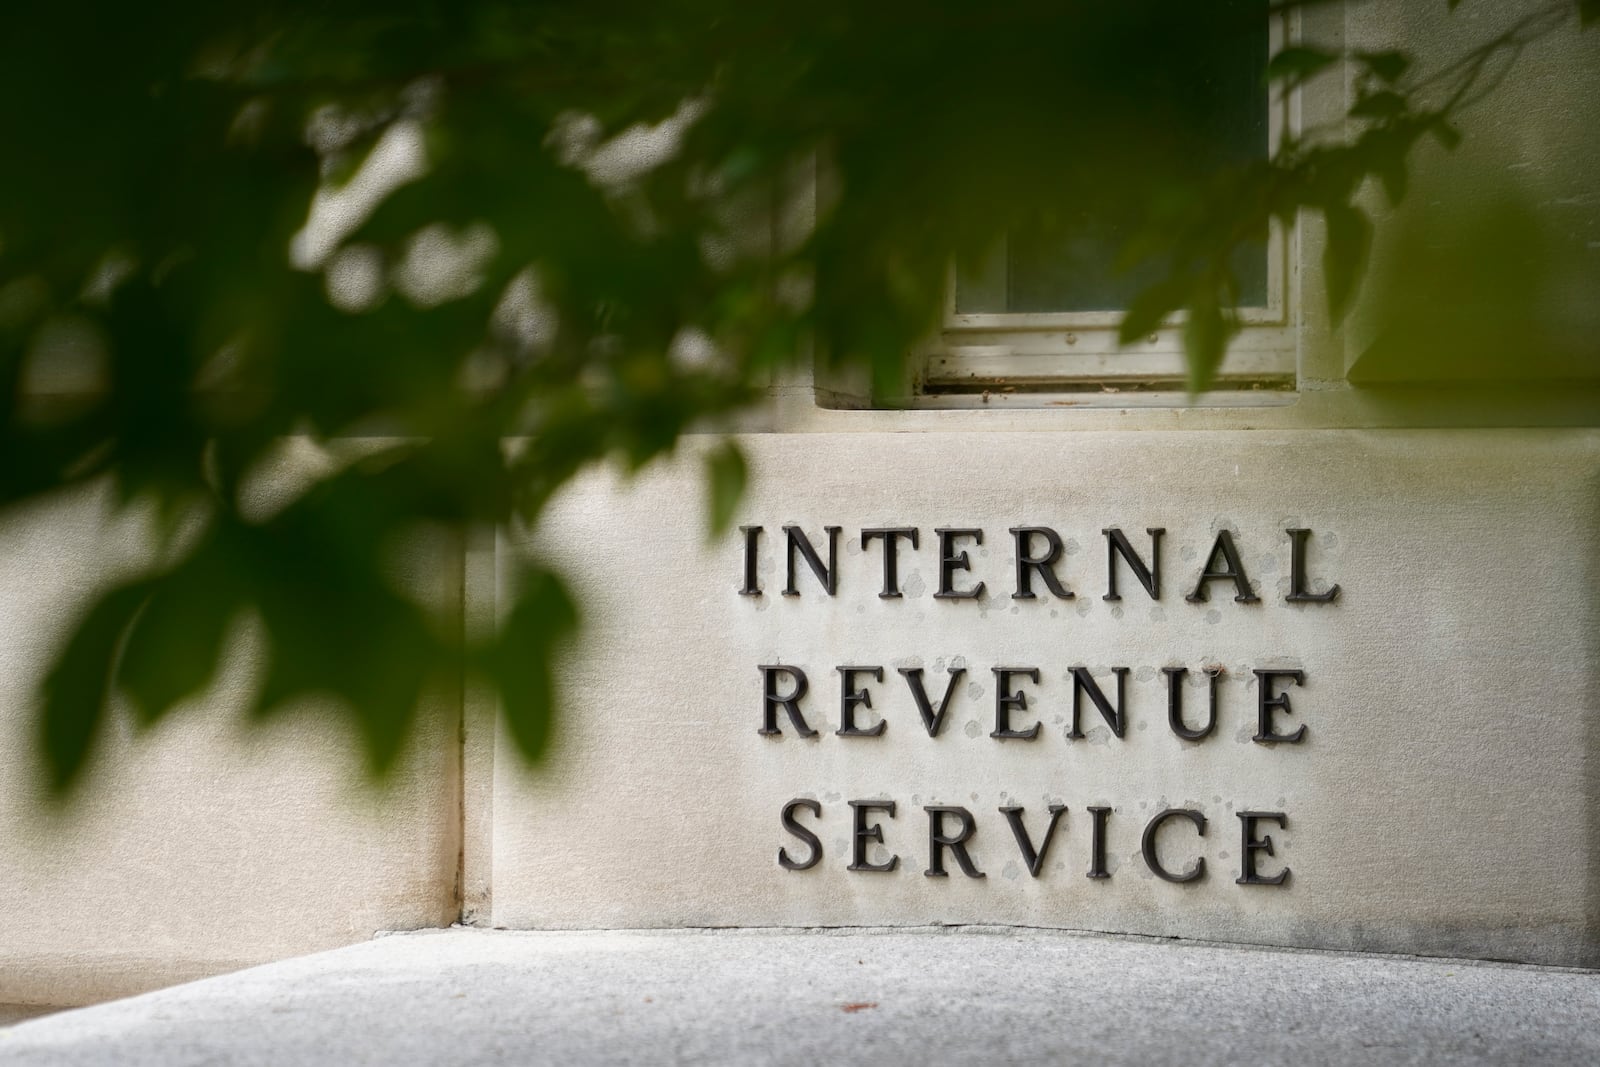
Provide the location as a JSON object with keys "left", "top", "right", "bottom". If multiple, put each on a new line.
{"left": 742, "top": 523, "right": 1338, "bottom": 887}
{"left": 491, "top": 430, "right": 1600, "bottom": 969}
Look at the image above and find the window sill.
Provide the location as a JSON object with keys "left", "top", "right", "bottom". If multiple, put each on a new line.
{"left": 905, "top": 386, "right": 1299, "bottom": 411}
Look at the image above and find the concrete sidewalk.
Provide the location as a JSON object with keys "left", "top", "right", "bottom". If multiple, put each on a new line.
{"left": 4, "top": 926, "right": 1599, "bottom": 1065}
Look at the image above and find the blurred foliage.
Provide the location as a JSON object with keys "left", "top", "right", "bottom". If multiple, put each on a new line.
{"left": 1353, "top": 190, "right": 1600, "bottom": 383}
{"left": 1, "top": 0, "right": 1594, "bottom": 792}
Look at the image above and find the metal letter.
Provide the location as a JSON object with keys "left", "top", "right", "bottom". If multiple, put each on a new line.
{"left": 836, "top": 666, "right": 887, "bottom": 737}
{"left": 924, "top": 806, "right": 986, "bottom": 879}
{"left": 1165, "top": 666, "right": 1220, "bottom": 741}
{"left": 1103, "top": 527, "right": 1164, "bottom": 602}
{"left": 782, "top": 525, "right": 840, "bottom": 597}
{"left": 1253, "top": 669, "right": 1307, "bottom": 744}
{"left": 1141, "top": 808, "right": 1208, "bottom": 884}
{"left": 1285, "top": 528, "right": 1341, "bottom": 604}
{"left": 990, "top": 667, "right": 1042, "bottom": 740}
{"left": 848, "top": 800, "right": 899, "bottom": 873}
{"left": 899, "top": 666, "right": 965, "bottom": 738}
{"left": 933, "top": 528, "right": 986, "bottom": 600}
{"left": 1000, "top": 804, "right": 1068, "bottom": 878}
{"left": 1237, "top": 811, "right": 1291, "bottom": 886}
{"left": 1185, "top": 529, "right": 1260, "bottom": 604}
{"left": 861, "top": 528, "right": 919, "bottom": 599}
{"left": 1009, "top": 526, "right": 1074, "bottom": 601}
{"left": 1068, "top": 666, "right": 1129, "bottom": 739}
{"left": 778, "top": 799, "right": 823, "bottom": 871}
{"left": 758, "top": 665, "right": 816, "bottom": 738}
{"left": 1086, "top": 805, "right": 1112, "bottom": 880}
{"left": 739, "top": 525, "right": 763, "bottom": 597}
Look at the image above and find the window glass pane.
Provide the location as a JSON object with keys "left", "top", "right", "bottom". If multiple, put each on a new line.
{"left": 956, "top": 4, "right": 1270, "bottom": 314}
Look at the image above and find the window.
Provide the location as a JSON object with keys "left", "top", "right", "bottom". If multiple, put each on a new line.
{"left": 919, "top": 4, "right": 1294, "bottom": 403}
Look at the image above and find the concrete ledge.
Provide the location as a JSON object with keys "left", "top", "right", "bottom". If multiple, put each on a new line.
{"left": 4, "top": 927, "right": 1599, "bottom": 1065}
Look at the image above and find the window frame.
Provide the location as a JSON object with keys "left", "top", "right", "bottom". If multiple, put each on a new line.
{"left": 914, "top": 10, "right": 1298, "bottom": 403}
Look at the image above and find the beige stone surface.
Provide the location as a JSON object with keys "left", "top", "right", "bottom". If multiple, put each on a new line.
{"left": 0, "top": 485, "right": 460, "bottom": 1007}
{"left": 492, "top": 429, "right": 1600, "bottom": 967}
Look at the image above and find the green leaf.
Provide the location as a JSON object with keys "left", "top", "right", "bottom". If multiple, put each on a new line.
{"left": 486, "top": 568, "right": 578, "bottom": 764}
{"left": 1581, "top": 0, "right": 1599, "bottom": 28}
{"left": 1323, "top": 204, "right": 1372, "bottom": 323}
{"left": 1357, "top": 50, "right": 1413, "bottom": 84}
{"left": 1264, "top": 47, "right": 1340, "bottom": 88}
{"left": 705, "top": 439, "right": 747, "bottom": 540}
{"left": 1184, "top": 281, "right": 1241, "bottom": 398}
{"left": 237, "top": 469, "right": 450, "bottom": 775}
{"left": 118, "top": 544, "right": 239, "bottom": 728}
{"left": 1431, "top": 119, "right": 1463, "bottom": 150}
{"left": 40, "top": 581, "right": 151, "bottom": 794}
{"left": 6, "top": 0, "right": 1591, "bottom": 800}
{"left": 1182, "top": 283, "right": 1229, "bottom": 394}
{"left": 1118, "top": 275, "right": 1193, "bottom": 346}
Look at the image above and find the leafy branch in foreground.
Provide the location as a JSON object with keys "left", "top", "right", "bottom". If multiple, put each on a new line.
{"left": 1116, "top": 0, "right": 1588, "bottom": 390}
{"left": 0, "top": 1, "right": 1591, "bottom": 792}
